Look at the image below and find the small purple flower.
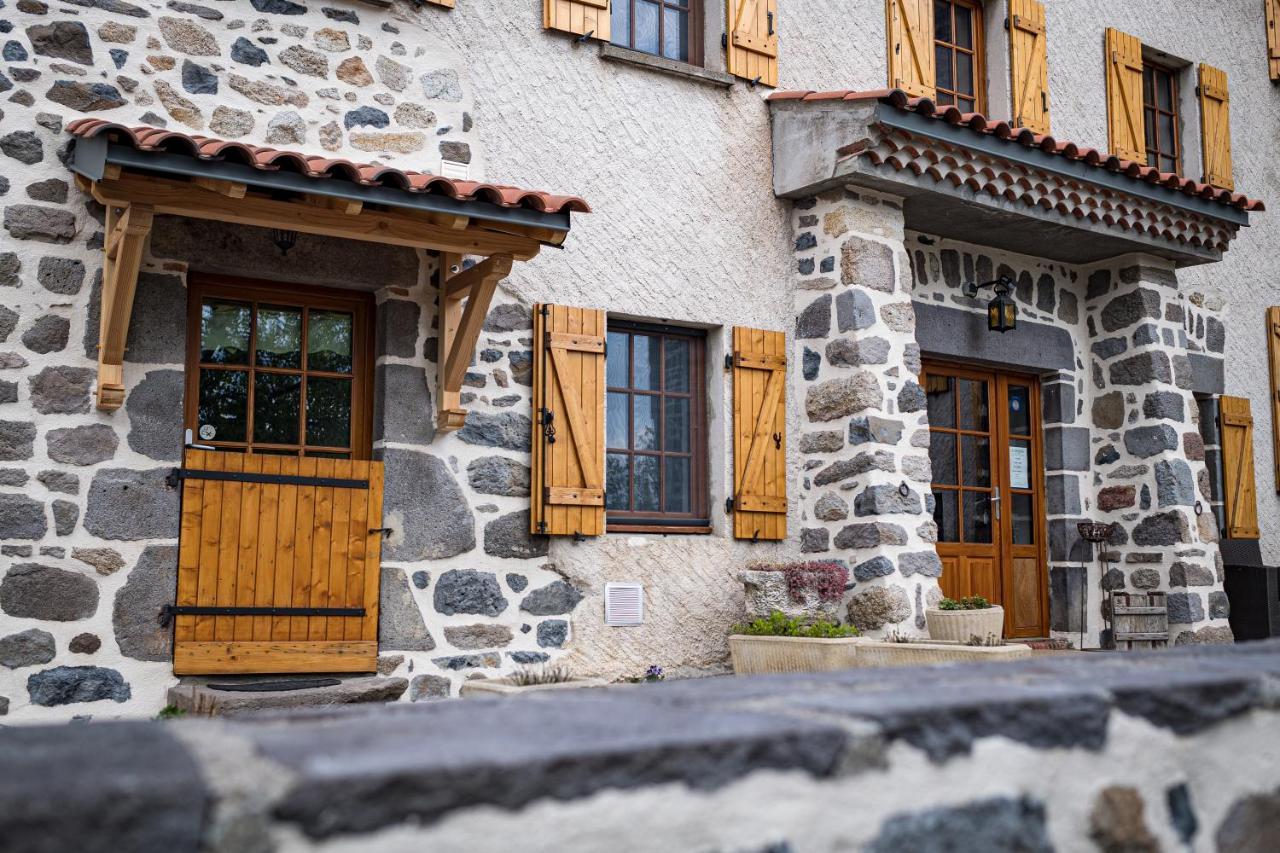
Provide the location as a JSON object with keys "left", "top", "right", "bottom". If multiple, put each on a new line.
{"left": 644, "top": 665, "right": 665, "bottom": 681}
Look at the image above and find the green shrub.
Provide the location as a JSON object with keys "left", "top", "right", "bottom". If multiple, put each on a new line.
{"left": 937, "top": 595, "right": 992, "bottom": 611}
{"left": 156, "top": 705, "right": 186, "bottom": 720}
{"left": 732, "top": 610, "right": 859, "bottom": 638}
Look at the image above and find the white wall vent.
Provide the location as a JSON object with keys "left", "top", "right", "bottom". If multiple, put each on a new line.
{"left": 604, "top": 582, "right": 644, "bottom": 626}
{"left": 439, "top": 159, "right": 470, "bottom": 180}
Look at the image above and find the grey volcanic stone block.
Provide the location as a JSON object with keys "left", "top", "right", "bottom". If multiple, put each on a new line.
{"left": 36, "top": 257, "right": 85, "bottom": 294}
{"left": 84, "top": 468, "right": 179, "bottom": 540}
{"left": 1169, "top": 562, "right": 1214, "bottom": 587}
{"left": 813, "top": 450, "right": 895, "bottom": 486}
{"left": 867, "top": 797, "right": 1052, "bottom": 853}
{"left": 113, "top": 546, "right": 177, "bottom": 661}
{"left": 1110, "top": 352, "right": 1172, "bottom": 386}
{"left": 467, "top": 456, "right": 530, "bottom": 497}
{"left": 520, "top": 580, "right": 584, "bottom": 616}
{"left": 813, "top": 492, "right": 848, "bottom": 521}
{"left": 1143, "top": 391, "right": 1184, "bottom": 422}
{"left": 52, "top": 500, "right": 78, "bottom": 536}
{"left": 826, "top": 336, "right": 890, "bottom": 366}
{"left": 0, "top": 421, "right": 35, "bottom": 461}
{"left": 835, "top": 289, "right": 876, "bottom": 332}
{"left": 1091, "top": 337, "right": 1127, "bottom": 360}
{"left": 0, "top": 494, "right": 47, "bottom": 539}
{"left": 126, "top": 370, "right": 184, "bottom": 461}
{"left": 457, "top": 411, "right": 531, "bottom": 452}
{"left": 379, "top": 567, "right": 436, "bottom": 652}
{"left": 897, "top": 381, "right": 926, "bottom": 413}
{"left": 4, "top": 204, "right": 77, "bottom": 243}
{"left": 433, "top": 652, "right": 500, "bottom": 670}
{"left": 1, "top": 563, "right": 98, "bottom": 621}
{"left": 28, "top": 666, "right": 130, "bottom": 705}
{"left": 835, "top": 522, "right": 908, "bottom": 549}
{"left": 1092, "top": 391, "right": 1125, "bottom": 429}
{"left": 484, "top": 510, "right": 548, "bottom": 559}
{"left": 852, "top": 555, "right": 894, "bottom": 581}
{"left": 483, "top": 303, "right": 532, "bottom": 333}
{"left": 27, "top": 21, "right": 94, "bottom": 65}
{"left": 854, "top": 484, "right": 922, "bottom": 517}
{"left": 444, "top": 624, "right": 513, "bottom": 650}
{"left": 899, "top": 551, "right": 943, "bottom": 577}
{"left": 410, "top": 674, "right": 452, "bottom": 701}
{"left": 169, "top": 677, "right": 409, "bottom": 717}
{"left": 806, "top": 373, "right": 881, "bottom": 421}
{"left": 0, "top": 306, "right": 16, "bottom": 342}
{"left": 1155, "top": 460, "right": 1194, "bottom": 507}
{"left": 849, "top": 415, "right": 902, "bottom": 446}
{"left": 29, "top": 366, "right": 94, "bottom": 414}
{"left": 1044, "top": 427, "right": 1089, "bottom": 471}
{"left": 47, "top": 424, "right": 118, "bottom": 465}
{"left": 1101, "top": 288, "right": 1162, "bottom": 333}
{"left": 1209, "top": 591, "right": 1230, "bottom": 619}
{"left": 124, "top": 274, "right": 187, "bottom": 364}
{"left": 800, "top": 527, "right": 829, "bottom": 552}
{"left": 376, "top": 299, "right": 421, "bottom": 359}
{"left": 796, "top": 294, "right": 831, "bottom": 338}
{"left": 846, "top": 584, "right": 911, "bottom": 630}
{"left": 536, "top": 620, "right": 568, "bottom": 648}
{"left": 21, "top": 315, "right": 69, "bottom": 354}
{"left": 373, "top": 364, "right": 434, "bottom": 446}
{"left": 0, "top": 130, "right": 42, "bottom": 165}
{"left": 800, "top": 430, "right": 843, "bottom": 454}
{"left": 1216, "top": 787, "right": 1280, "bottom": 853}
{"left": 1167, "top": 592, "right": 1204, "bottom": 625}
{"left": 434, "top": 569, "right": 507, "bottom": 617}
{"left": 380, "top": 449, "right": 474, "bottom": 560}
{"left": 0, "top": 628, "right": 56, "bottom": 669}
{"left": 1124, "top": 424, "right": 1179, "bottom": 459}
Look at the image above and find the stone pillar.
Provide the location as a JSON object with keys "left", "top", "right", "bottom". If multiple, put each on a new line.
{"left": 1082, "top": 260, "right": 1231, "bottom": 645}
{"left": 791, "top": 188, "right": 941, "bottom": 635}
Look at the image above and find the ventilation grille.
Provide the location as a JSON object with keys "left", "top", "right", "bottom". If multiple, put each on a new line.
{"left": 604, "top": 582, "right": 643, "bottom": 626}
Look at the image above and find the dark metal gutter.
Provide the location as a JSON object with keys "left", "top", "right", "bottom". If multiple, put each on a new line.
{"left": 873, "top": 104, "right": 1251, "bottom": 227}
{"left": 70, "top": 134, "right": 572, "bottom": 233}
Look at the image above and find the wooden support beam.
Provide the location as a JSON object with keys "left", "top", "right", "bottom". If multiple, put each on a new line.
{"left": 444, "top": 253, "right": 513, "bottom": 302}
{"left": 307, "top": 193, "right": 362, "bottom": 215}
{"left": 434, "top": 254, "right": 513, "bottom": 432}
{"left": 436, "top": 253, "right": 467, "bottom": 432}
{"left": 96, "top": 202, "right": 154, "bottom": 410}
{"left": 193, "top": 176, "right": 248, "bottom": 198}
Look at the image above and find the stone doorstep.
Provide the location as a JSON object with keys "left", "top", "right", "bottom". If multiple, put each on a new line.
{"left": 167, "top": 676, "right": 409, "bottom": 717}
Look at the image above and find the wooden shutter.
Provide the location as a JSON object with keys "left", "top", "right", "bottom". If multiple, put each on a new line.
{"left": 731, "top": 327, "right": 787, "bottom": 540}
{"left": 1104, "top": 28, "right": 1145, "bottom": 162}
{"left": 1220, "top": 396, "right": 1260, "bottom": 540}
{"left": 726, "top": 0, "right": 779, "bottom": 88}
{"left": 1267, "top": 0, "right": 1280, "bottom": 81}
{"left": 1197, "top": 63, "right": 1234, "bottom": 190}
{"left": 886, "top": 0, "right": 934, "bottom": 98}
{"left": 543, "top": 0, "right": 610, "bottom": 40}
{"left": 1267, "top": 307, "right": 1280, "bottom": 491}
{"left": 531, "top": 304, "right": 606, "bottom": 537}
{"left": 1008, "top": 0, "right": 1050, "bottom": 133}
{"left": 173, "top": 450, "right": 384, "bottom": 674}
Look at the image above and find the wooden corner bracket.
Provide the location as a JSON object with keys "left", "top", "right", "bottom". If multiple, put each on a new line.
{"left": 97, "top": 202, "right": 155, "bottom": 410}
{"left": 436, "top": 253, "right": 515, "bottom": 432}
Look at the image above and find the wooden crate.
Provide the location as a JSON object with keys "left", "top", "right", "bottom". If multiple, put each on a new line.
{"left": 1111, "top": 592, "right": 1169, "bottom": 650}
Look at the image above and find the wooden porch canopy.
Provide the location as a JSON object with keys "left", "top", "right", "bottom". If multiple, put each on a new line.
{"left": 66, "top": 120, "right": 590, "bottom": 429}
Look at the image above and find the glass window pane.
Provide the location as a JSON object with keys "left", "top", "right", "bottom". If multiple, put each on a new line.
{"left": 632, "top": 395, "right": 658, "bottom": 450}
{"left": 255, "top": 305, "right": 302, "bottom": 368}
{"left": 1012, "top": 492, "right": 1035, "bottom": 545}
{"left": 664, "top": 337, "right": 689, "bottom": 391}
{"left": 1160, "top": 155, "right": 1177, "bottom": 174}
{"left": 634, "top": 455, "right": 659, "bottom": 511}
{"left": 934, "top": 1, "right": 952, "bottom": 43}
{"left": 954, "top": 4, "right": 972, "bottom": 49}
{"left": 664, "top": 456, "right": 690, "bottom": 513}
{"left": 1142, "top": 67, "right": 1154, "bottom": 105}
{"left": 610, "top": 0, "right": 630, "bottom": 48}
{"left": 1007, "top": 385, "right": 1031, "bottom": 435}
{"left": 1157, "top": 72, "right": 1173, "bottom": 110}
{"left": 662, "top": 6, "right": 688, "bottom": 61}
{"left": 607, "top": 391, "right": 629, "bottom": 449}
{"left": 307, "top": 377, "right": 351, "bottom": 448}
{"left": 934, "top": 490, "right": 959, "bottom": 542}
{"left": 253, "top": 373, "right": 301, "bottom": 445}
{"left": 937, "top": 90, "right": 956, "bottom": 106}
{"left": 635, "top": 0, "right": 659, "bottom": 55}
{"left": 308, "top": 310, "right": 353, "bottom": 374}
{"left": 606, "top": 453, "right": 629, "bottom": 510}
{"left": 958, "top": 97, "right": 975, "bottom": 112}
{"left": 607, "top": 332, "right": 629, "bottom": 387}
{"left": 926, "top": 375, "right": 956, "bottom": 427}
{"left": 961, "top": 435, "right": 991, "bottom": 487}
{"left": 664, "top": 397, "right": 689, "bottom": 452}
{"left": 958, "top": 378, "right": 989, "bottom": 431}
{"left": 962, "top": 491, "right": 993, "bottom": 543}
{"left": 929, "top": 432, "right": 958, "bottom": 485}
{"left": 956, "top": 51, "right": 974, "bottom": 96}
{"left": 935, "top": 45, "right": 953, "bottom": 92}
{"left": 200, "top": 300, "right": 251, "bottom": 365}
{"left": 633, "top": 334, "right": 660, "bottom": 390}
{"left": 1144, "top": 109, "right": 1157, "bottom": 150}
{"left": 198, "top": 370, "right": 248, "bottom": 442}
{"left": 1158, "top": 114, "right": 1176, "bottom": 156}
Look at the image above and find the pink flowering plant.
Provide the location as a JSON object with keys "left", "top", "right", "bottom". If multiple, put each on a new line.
{"left": 748, "top": 560, "right": 849, "bottom": 604}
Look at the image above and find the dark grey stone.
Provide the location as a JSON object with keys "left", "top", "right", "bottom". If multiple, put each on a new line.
{"left": 1110, "top": 352, "right": 1173, "bottom": 386}
{"left": 1101, "top": 568, "right": 1126, "bottom": 592}
{"left": 866, "top": 797, "right": 1052, "bottom": 853}
{"left": 799, "top": 527, "right": 830, "bottom": 552}
{"left": 251, "top": 0, "right": 307, "bottom": 13}
{"left": 835, "top": 289, "right": 875, "bottom": 332}
{"left": 1091, "top": 337, "right": 1127, "bottom": 360}
{"left": 444, "top": 624, "right": 512, "bottom": 650}
{"left": 899, "top": 551, "right": 943, "bottom": 577}
{"left": 806, "top": 373, "right": 882, "bottom": 421}
{"left": 800, "top": 430, "right": 843, "bottom": 454}
{"left": 410, "top": 674, "right": 451, "bottom": 701}
{"left": 83, "top": 468, "right": 178, "bottom": 540}
{"left": 117, "top": 273, "right": 186, "bottom": 364}
{"left": 509, "top": 650, "right": 549, "bottom": 665}
{"left": 0, "top": 382, "right": 15, "bottom": 404}
{"left": 4, "top": 204, "right": 77, "bottom": 243}
{"left": 0, "top": 494, "right": 46, "bottom": 539}
{"left": 28, "top": 666, "right": 129, "bottom": 705}
{"left": 1046, "top": 474, "right": 1081, "bottom": 515}
{"left": 813, "top": 450, "right": 895, "bottom": 486}
{"left": 29, "top": 366, "right": 93, "bottom": 414}
{"left": 411, "top": 571, "right": 430, "bottom": 590}
{"left": 27, "top": 21, "right": 93, "bottom": 64}
{"left": 21, "top": 314, "right": 69, "bottom": 354}
{"left": 852, "top": 555, "right": 894, "bottom": 581}
{"left": 1208, "top": 591, "right": 1230, "bottom": 620}
{"left": 433, "top": 653, "right": 500, "bottom": 670}
{"left": 0, "top": 130, "right": 42, "bottom": 165}
{"left": 913, "top": 303, "right": 1075, "bottom": 372}
{"left": 826, "top": 336, "right": 890, "bottom": 366}
{"left": 1205, "top": 317, "right": 1225, "bottom": 354}
{"left": 1057, "top": 290, "right": 1079, "bottom": 323}
{"left": 796, "top": 294, "right": 831, "bottom": 339}
{"left": 180, "top": 59, "right": 217, "bottom": 94}
{"left": 457, "top": 412, "right": 531, "bottom": 452}
{"left": 802, "top": 347, "right": 820, "bottom": 380}
{"left": 1, "top": 563, "right": 97, "bottom": 621}
{"left": 52, "top": 500, "right": 78, "bottom": 536}
{"left": 506, "top": 573, "right": 528, "bottom": 592}
{"left": 1035, "top": 274, "right": 1056, "bottom": 313}
{"left": 0, "top": 306, "right": 16, "bottom": 342}
{"left": 112, "top": 545, "right": 176, "bottom": 661}
{"left": 1124, "top": 425, "right": 1179, "bottom": 459}
{"left": 168, "top": 0, "right": 222, "bottom": 19}
{"left": 25, "top": 179, "right": 68, "bottom": 204}
{"left": 1050, "top": 565, "right": 1086, "bottom": 631}
{"left": 813, "top": 492, "right": 848, "bottom": 522}
{"left": 376, "top": 299, "right": 419, "bottom": 359}
{"left": 1044, "top": 427, "right": 1090, "bottom": 471}
{"left": 37, "top": 257, "right": 85, "bottom": 294}
{"left": 47, "top": 424, "right": 118, "bottom": 466}
{"left": 345, "top": 106, "right": 389, "bottom": 130}
{"left": 537, "top": 619, "right": 568, "bottom": 648}
{"left": 0, "top": 421, "right": 35, "bottom": 461}
{"left": 848, "top": 415, "right": 903, "bottom": 446}
{"left": 897, "top": 381, "right": 926, "bottom": 413}
{"left": 835, "top": 522, "right": 908, "bottom": 549}
{"left": 1133, "top": 511, "right": 1190, "bottom": 547}
{"left": 433, "top": 569, "right": 507, "bottom": 617}
{"left": 1041, "top": 382, "right": 1075, "bottom": 425}
{"left": 373, "top": 364, "right": 434, "bottom": 446}
{"left": 467, "top": 456, "right": 530, "bottom": 497}
{"left": 379, "top": 567, "right": 436, "bottom": 652}
{"left": 45, "top": 80, "right": 127, "bottom": 113}
{"left": 520, "top": 580, "right": 583, "bottom": 616}
{"left": 483, "top": 304, "right": 531, "bottom": 333}
{"left": 854, "top": 484, "right": 922, "bottom": 517}
{"left": 1143, "top": 391, "right": 1184, "bottom": 422}
{"left": 125, "top": 370, "right": 183, "bottom": 461}
{"left": 0, "top": 253, "right": 19, "bottom": 288}
{"left": 1155, "top": 460, "right": 1194, "bottom": 507}
{"left": 1049, "top": 519, "right": 1091, "bottom": 563}
{"left": 484, "top": 510, "right": 548, "bottom": 559}
{"left": 1095, "top": 444, "right": 1121, "bottom": 466}
{"left": 1130, "top": 568, "right": 1162, "bottom": 589}
{"left": 1101, "top": 288, "right": 1162, "bottom": 333}
{"left": 231, "top": 36, "right": 269, "bottom": 66}
{"left": 508, "top": 351, "right": 532, "bottom": 386}
{"left": 1169, "top": 561, "right": 1214, "bottom": 587}
{"left": 940, "top": 249, "right": 961, "bottom": 288}
{"left": 0, "top": 628, "right": 55, "bottom": 669}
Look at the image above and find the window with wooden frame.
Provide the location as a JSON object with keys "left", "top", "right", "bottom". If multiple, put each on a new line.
{"left": 611, "top": 0, "right": 704, "bottom": 65}
{"left": 604, "top": 321, "right": 708, "bottom": 532}
{"left": 1142, "top": 60, "right": 1182, "bottom": 174}
{"left": 185, "top": 276, "right": 374, "bottom": 460}
{"left": 933, "top": 0, "right": 984, "bottom": 112}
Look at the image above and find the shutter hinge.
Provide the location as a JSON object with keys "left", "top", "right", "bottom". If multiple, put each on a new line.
{"left": 536, "top": 520, "right": 548, "bottom": 535}
{"left": 539, "top": 304, "right": 551, "bottom": 317}
{"left": 539, "top": 407, "right": 556, "bottom": 443}
{"left": 724, "top": 353, "right": 734, "bottom": 370}
{"left": 721, "top": 32, "right": 727, "bottom": 49}
{"left": 767, "top": 11, "right": 774, "bottom": 36}
{"left": 1004, "top": 16, "right": 1010, "bottom": 30}
{"left": 725, "top": 496, "right": 735, "bottom": 514}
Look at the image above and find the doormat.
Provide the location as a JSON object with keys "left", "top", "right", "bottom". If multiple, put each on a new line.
{"left": 1025, "top": 638, "right": 1073, "bottom": 650}
{"left": 206, "top": 678, "right": 342, "bottom": 693}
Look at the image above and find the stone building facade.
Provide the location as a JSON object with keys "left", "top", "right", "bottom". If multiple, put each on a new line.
{"left": 0, "top": 0, "right": 1276, "bottom": 721}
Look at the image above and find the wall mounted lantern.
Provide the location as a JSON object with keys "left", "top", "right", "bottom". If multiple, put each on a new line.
{"left": 962, "top": 275, "right": 1017, "bottom": 333}
{"left": 271, "top": 228, "right": 298, "bottom": 257}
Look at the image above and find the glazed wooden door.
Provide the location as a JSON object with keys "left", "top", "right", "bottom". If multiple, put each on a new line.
{"left": 925, "top": 363, "right": 1049, "bottom": 638}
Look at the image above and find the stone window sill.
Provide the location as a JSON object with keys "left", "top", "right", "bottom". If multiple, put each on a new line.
{"left": 598, "top": 43, "right": 735, "bottom": 89}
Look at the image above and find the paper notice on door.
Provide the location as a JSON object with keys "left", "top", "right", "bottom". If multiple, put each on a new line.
{"left": 1009, "top": 445, "right": 1030, "bottom": 489}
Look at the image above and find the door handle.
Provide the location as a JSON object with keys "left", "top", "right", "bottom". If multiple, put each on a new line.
{"left": 991, "top": 486, "right": 1001, "bottom": 521}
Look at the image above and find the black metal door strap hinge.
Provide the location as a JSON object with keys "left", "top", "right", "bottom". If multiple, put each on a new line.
{"left": 167, "top": 468, "right": 370, "bottom": 490}
{"left": 159, "top": 605, "right": 365, "bottom": 627}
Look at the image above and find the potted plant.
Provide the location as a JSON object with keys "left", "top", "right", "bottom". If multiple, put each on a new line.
{"left": 460, "top": 664, "right": 608, "bottom": 697}
{"left": 728, "top": 611, "right": 861, "bottom": 675}
{"left": 925, "top": 595, "right": 1006, "bottom": 643}
{"left": 738, "top": 561, "right": 849, "bottom": 623}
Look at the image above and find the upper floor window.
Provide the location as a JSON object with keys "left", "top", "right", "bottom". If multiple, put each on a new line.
{"left": 611, "top": 0, "right": 703, "bottom": 65}
{"left": 1142, "top": 61, "right": 1181, "bottom": 174}
{"left": 933, "top": 0, "right": 984, "bottom": 112}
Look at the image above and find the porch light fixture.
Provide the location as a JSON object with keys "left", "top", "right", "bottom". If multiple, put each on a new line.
{"left": 962, "top": 275, "right": 1017, "bottom": 333}
{"left": 271, "top": 228, "right": 298, "bottom": 256}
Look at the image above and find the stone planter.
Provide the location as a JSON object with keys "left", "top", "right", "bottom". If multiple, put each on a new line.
{"left": 854, "top": 639, "right": 1032, "bottom": 668}
{"left": 925, "top": 606, "right": 1006, "bottom": 643}
{"left": 738, "top": 570, "right": 841, "bottom": 623}
{"left": 459, "top": 676, "right": 609, "bottom": 697}
{"left": 728, "top": 634, "right": 861, "bottom": 675}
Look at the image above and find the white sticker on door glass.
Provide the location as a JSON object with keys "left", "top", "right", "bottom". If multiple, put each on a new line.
{"left": 1009, "top": 445, "right": 1029, "bottom": 489}
{"left": 199, "top": 424, "right": 216, "bottom": 440}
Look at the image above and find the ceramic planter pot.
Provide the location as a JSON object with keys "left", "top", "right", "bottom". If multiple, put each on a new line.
{"left": 854, "top": 639, "right": 1031, "bottom": 667}
{"left": 925, "top": 605, "right": 1006, "bottom": 643}
{"left": 728, "top": 634, "right": 861, "bottom": 675}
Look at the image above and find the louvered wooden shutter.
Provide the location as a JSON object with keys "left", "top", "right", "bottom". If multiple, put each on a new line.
{"left": 1104, "top": 28, "right": 1145, "bottom": 162}
{"left": 731, "top": 327, "right": 787, "bottom": 541}
{"left": 1008, "top": 0, "right": 1050, "bottom": 133}
{"left": 531, "top": 304, "right": 606, "bottom": 537}
{"left": 725, "top": 0, "right": 779, "bottom": 87}
{"left": 1267, "top": 0, "right": 1280, "bottom": 81}
{"left": 1220, "top": 396, "right": 1260, "bottom": 539}
{"left": 1197, "top": 63, "right": 1234, "bottom": 190}
{"left": 543, "top": 0, "right": 610, "bottom": 40}
{"left": 886, "top": 0, "right": 934, "bottom": 98}
{"left": 1267, "top": 307, "right": 1280, "bottom": 491}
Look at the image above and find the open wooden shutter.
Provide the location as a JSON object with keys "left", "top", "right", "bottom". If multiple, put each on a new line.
{"left": 886, "top": 0, "right": 934, "bottom": 98}
{"left": 1197, "top": 63, "right": 1234, "bottom": 190}
{"left": 1104, "top": 28, "right": 1145, "bottom": 162}
{"left": 1220, "top": 396, "right": 1260, "bottom": 540}
{"left": 731, "top": 327, "right": 787, "bottom": 541}
{"left": 1267, "top": 0, "right": 1280, "bottom": 81}
{"left": 531, "top": 304, "right": 606, "bottom": 537}
{"left": 725, "top": 0, "right": 779, "bottom": 87}
{"left": 1008, "top": 0, "right": 1050, "bottom": 133}
{"left": 543, "top": 0, "right": 610, "bottom": 40}
{"left": 173, "top": 450, "right": 384, "bottom": 674}
{"left": 1267, "top": 307, "right": 1280, "bottom": 491}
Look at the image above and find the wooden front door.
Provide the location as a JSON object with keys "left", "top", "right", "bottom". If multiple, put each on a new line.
{"left": 924, "top": 362, "right": 1049, "bottom": 638}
